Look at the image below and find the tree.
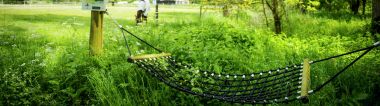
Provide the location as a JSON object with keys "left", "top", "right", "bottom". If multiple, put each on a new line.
{"left": 362, "top": 0, "right": 367, "bottom": 15}
{"left": 372, "top": 0, "right": 380, "bottom": 41}
{"left": 318, "top": 0, "right": 346, "bottom": 11}
{"left": 266, "top": 0, "right": 283, "bottom": 34}
{"left": 349, "top": 0, "right": 361, "bottom": 14}
{"left": 262, "top": 0, "right": 269, "bottom": 27}
{"left": 318, "top": 0, "right": 364, "bottom": 15}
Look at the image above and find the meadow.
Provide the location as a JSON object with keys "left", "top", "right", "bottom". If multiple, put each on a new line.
{"left": 0, "top": 4, "right": 380, "bottom": 105}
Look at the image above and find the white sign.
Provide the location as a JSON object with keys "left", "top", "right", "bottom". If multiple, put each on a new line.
{"left": 82, "top": 0, "right": 107, "bottom": 11}
{"left": 153, "top": 0, "right": 157, "bottom": 5}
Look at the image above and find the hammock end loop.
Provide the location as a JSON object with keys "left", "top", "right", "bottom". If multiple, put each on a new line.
{"left": 127, "top": 57, "right": 135, "bottom": 63}
{"left": 300, "top": 96, "right": 309, "bottom": 103}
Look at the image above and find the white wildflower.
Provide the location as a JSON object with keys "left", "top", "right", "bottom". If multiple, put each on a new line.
{"left": 20, "top": 63, "right": 26, "bottom": 67}
{"left": 34, "top": 52, "right": 41, "bottom": 57}
{"left": 39, "top": 62, "right": 46, "bottom": 67}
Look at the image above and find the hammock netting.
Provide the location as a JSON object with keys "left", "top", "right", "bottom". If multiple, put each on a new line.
{"left": 130, "top": 55, "right": 308, "bottom": 104}
{"left": 125, "top": 41, "right": 379, "bottom": 104}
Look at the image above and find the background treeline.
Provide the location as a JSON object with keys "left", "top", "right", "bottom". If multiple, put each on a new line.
{"left": 1, "top": 0, "right": 132, "bottom": 4}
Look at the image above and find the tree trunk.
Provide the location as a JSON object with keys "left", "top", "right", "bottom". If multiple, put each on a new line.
{"left": 265, "top": 0, "right": 282, "bottom": 34}
{"left": 350, "top": 0, "right": 360, "bottom": 15}
{"left": 262, "top": 0, "right": 269, "bottom": 27}
{"left": 362, "top": 0, "right": 366, "bottom": 15}
{"left": 272, "top": 0, "right": 281, "bottom": 34}
{"left": 222, "top": 5, "right": 230, "bottom": 17}
{"left": 372, "top": 0, "right": 380, "bottom": 41}
{"left": 274, "top": 13, "right": 281, "bottom": 34}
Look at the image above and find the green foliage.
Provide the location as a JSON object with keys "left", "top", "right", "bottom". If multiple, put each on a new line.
{"left": 200, "top": 0, "right": 255, "bottom": 17}
{"left": 285, "top": 0, "right": 320, "bottom": 12}
{"left": 0, "top": 5, "right": 379, "bottom": 106}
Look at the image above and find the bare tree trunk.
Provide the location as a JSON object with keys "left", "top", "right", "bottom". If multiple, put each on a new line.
{"left": 350, "top": 0, "right": 361, "bottom": 15}
{"left": 272, "top": 0, "right": 281, "bottom": 34}
{"left": 223, "top": 5, "right": 230, "bottom": 17}
{"left": 262, "top": 0, "right": 269, "bottom": 27}
{"left": 274, "top": 13, "right": 282, "bottom": 34}
{"left": 372, "top": 0, "right": 380, "bottom": 41}
{"left": 362, "top": 0, "right": 367, "bottom": 15}
{"left": 266, "top": 0, "right": 282, "bottom": 34}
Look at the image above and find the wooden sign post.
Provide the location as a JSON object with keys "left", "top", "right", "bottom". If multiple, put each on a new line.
{"left": 82, "top": 0, "right": 107, "bottom": 56}
{"left": 89, "top": 11, "right": 104, "bottom": 55}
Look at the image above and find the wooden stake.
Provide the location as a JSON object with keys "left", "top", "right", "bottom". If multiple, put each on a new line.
{"left": 300, "top": 59, "right": 311, "bottom": 103}
{"left": 90, "top": 11, "right": 104, "bottom": 56}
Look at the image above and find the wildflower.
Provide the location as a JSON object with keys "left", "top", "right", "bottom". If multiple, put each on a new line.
{"left": 31, "top": 59, "right": 39, "bottom": 64}
{"left": 39, "top": 62, "right": 46, "bottom": 67}
{"left": 35, "top": 52, "right": 41, "bottom": 57}
{"left": 20, "top": 63, "right": 26, "bottom": 67}
{"left": 45, "top": 47, "right": 53, "bottom": 53}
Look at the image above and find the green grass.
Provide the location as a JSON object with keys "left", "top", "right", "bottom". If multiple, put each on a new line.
{"left": 1, "top": 5, "right": 380, "bottom": 105}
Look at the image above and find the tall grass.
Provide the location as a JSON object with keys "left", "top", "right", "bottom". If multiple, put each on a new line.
{"left": 0, "top": 5, "right": 379, "bottom": 105}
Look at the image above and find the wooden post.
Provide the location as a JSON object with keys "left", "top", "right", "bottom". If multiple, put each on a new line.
{"left": 90, "top": 11, "right": 104, "bottom": 56}
{"left": 300, "top": 59, "right": 311, "bottom": 103}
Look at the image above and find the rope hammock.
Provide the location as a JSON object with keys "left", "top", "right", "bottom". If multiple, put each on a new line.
{"left": 105, "top": 12, "right": 380, "bottom": 104}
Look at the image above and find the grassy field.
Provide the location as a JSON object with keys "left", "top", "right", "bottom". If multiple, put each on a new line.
{"left": 1, "top": 5, "right": 380, "bottom": 105}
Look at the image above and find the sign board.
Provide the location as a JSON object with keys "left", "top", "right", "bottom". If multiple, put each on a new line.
{"left": 82, "top": 0, "right": 107, "bottom": 11}
{"left": 153, "top": 0, "right": 157, "bottom": 5}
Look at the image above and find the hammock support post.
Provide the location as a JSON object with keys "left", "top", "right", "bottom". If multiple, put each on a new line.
{"left": 300, "top": 59, "right": 311, "bottom": 103}
{"left": 90, "top": 11, "right": 104, "bottom": 56}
